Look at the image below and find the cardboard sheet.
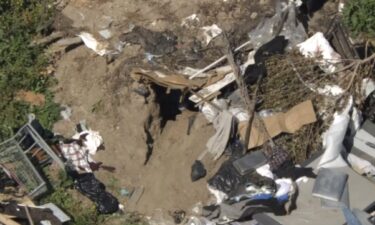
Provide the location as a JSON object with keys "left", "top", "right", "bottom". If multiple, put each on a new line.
{"left": 239, "top": 100, "right": 317, "bottom": 149}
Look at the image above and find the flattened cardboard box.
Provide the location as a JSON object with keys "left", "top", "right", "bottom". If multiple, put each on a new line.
{"left": 239, "top": 100, "right": 317, "bottom": 149}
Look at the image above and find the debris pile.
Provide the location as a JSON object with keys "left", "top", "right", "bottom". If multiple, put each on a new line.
{"left": 112, "top": 1, "right": 374, "bottom": 224}
{"left": 1, "top": 0, "right": 374, "bottom": 224}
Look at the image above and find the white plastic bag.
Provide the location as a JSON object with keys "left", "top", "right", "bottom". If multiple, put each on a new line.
{"left": 297, "top": 32, "right": 341, "bottom": 73}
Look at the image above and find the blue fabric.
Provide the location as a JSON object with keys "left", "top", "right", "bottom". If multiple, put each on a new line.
{"left": 276, "top": 193, "right": 289, "bottom": 203}
{"left": 251, "top": 193, "right": 273, "bottom": 200}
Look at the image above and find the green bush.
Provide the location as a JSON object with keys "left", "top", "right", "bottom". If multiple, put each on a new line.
{"left": 343, "top": 0, "right": 375, "bottom": 38}
{"left": 43, "top": 187, "right": 103, "bottom": 225}
{"left": 0, "top": 0, "right": 60, "bottom": 140}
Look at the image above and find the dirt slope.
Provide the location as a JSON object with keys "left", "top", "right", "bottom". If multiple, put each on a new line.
{"left": 52, "top": 0, "right": 273, "bottom": 218}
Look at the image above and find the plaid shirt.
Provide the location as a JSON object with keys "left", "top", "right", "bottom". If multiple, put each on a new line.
{"left": 60, "top": 142, "right": 93, "bottom": 173}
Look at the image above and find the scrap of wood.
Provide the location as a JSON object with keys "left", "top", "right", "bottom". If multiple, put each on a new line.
{"left": 24, "top": 206, "right": 34, "bottom": 225}
{"left": 0, "top": 214, "right": 21, "bottom": 225}
{"left": 0, "top": 194, "right": 36, "bottom": 208}
{"left": 188, "top": 49, "right": 256, "bottom": 104}
{"left": 30, "top": 31, "right": 65, "bottom": 47}
{"left": 226, "top": 37, "right": 259, "bottom": 152}
{"left": 192, "top": 91, "right": 221, "bottom": 108}
{"left": 189, "top": 72, "right": 236, "bottom": 103}
{"left": 127, "top": 186, "right": 144, "bottom": 209}
{"left": 131, "top": 69, "right": 205, "bottom": 90}
{"left": 189, "top": 40, "right": 253, "bottom": 79}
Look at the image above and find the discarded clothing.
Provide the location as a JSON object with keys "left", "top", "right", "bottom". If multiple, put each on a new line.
{"left": 256, "top": 164, "right": 274, "bottom": 180}
{"left": 274, "top": 179, "right": 293, "bottom": 198}
{"left": 72, "top": 130, "right": 103, "bottom": 155}
{"left": 202, "top": 198, "right": 287, "bottom": 222}
{"left": 274, "top": 160, "right": 316, "bottom": 180}
{"left": 60, "top": 142, "right": 93, "bottom": 173}
{"left": 74, "top": 173, "right": 119, "bottom": 214}
{"left": 231, "top": 189, "right": 274, "bottom": 203}
{"left": 206, "top": 111, "right": 235, "bottom": 160}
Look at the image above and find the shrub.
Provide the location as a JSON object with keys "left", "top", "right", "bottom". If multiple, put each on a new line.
{"left": 343, "top": 0, "right": 375, "bottom": 38}
{"left": 0, "top": 0, "right": 60, "bottom": 140}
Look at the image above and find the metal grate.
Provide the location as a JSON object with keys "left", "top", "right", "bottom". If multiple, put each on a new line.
{"left": 0, "top": 114, "right": 64, "bottom": 199}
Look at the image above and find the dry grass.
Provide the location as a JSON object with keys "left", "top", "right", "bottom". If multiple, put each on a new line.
{"left": 250, "top": 52, "right": 372, "bottom": 163}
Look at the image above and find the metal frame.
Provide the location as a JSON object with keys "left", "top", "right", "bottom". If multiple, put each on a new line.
{"left": 0, "top": 114, "right": 65, "bottom": 198}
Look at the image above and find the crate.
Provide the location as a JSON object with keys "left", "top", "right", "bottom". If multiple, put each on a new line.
{"left": 0, "top": 114, "right": 64, "bottom": 199}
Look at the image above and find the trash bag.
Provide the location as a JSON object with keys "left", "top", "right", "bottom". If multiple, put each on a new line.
{"left": 191, "top": 160, "right": 207, "bottom": 182}
{"left": 208, "top": 159, "right": 276, "bottom": 198}
{"left": 74, "top": 173, "right": 119, "bottom": 214}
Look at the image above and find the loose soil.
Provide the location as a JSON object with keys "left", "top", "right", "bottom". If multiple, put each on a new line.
{"left": 50, "top": 0, "right": 339, "bottom": 220}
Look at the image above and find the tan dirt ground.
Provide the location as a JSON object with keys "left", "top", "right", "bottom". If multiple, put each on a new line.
{"left": 50, "top": 0, "right": 339, "bottom": 221}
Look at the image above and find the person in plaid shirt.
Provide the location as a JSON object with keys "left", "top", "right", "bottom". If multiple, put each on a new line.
{"left": 60, "top": 133, "right": 102, "bottom": 173}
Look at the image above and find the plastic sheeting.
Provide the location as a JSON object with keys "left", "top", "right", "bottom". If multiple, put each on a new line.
{"left": 78, "top": 32, "right": 110, "bottom": 56}
{"left": 319, "top": 98, "right": 353, "bottom": 168}
{"left": 297, "top": 32, "right": 341, "bottom": 73}
{"left": 201, "top": 24, "right": 222, "bottom": 45}
{"left": 74, "top": 173, "right": 119, "bottom": 214}
{"left": 248, "top": 1, "right": 306, "bottom": 51}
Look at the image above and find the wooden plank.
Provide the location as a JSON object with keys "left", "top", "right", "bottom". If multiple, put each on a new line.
{"left": 127, "top": 186, "right": 144, "bottom": 209}
{"left": 189, "top": 72, "right": 235, "bottom": 103}
{"left": 0, "top": 214, "right": 21, "bottom": 225}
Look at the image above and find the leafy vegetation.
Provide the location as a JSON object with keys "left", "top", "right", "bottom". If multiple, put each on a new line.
{"left": 343, "top": 0, "right": 375, "bottom": 38}
{"left": 0, "top": 0, "right": 60, "bottom": 140}
{"left": 42, "top": 170, "right": 147, "bottom": 225}
{"left": 0, "top": 2, "right": 148, "bottom": 225}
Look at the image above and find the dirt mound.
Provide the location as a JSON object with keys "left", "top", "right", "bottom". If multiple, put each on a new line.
{"left": 52, "top": 0, "right": 275, "bottom": 217}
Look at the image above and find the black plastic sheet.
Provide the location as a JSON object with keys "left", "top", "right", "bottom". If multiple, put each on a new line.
{"left": 74, "top": 173, "right": 119, "bottom": 214}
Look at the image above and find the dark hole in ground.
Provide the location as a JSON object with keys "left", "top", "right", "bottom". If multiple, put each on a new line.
{"left": 151, "top": 85, "right": 182, "bottom": 131}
